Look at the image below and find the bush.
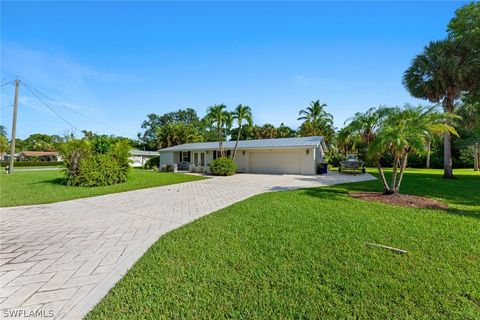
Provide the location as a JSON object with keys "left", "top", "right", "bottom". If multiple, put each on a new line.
{"left": 61, "top": 138, "right": 131, "bottom": 187}
{"left": 0, "top": 161, "right": 63, "bottom": 167}
{"left": 144, "top": 156, "right": 160, "bottom": 169}
{"left": 209, "top": 157, "right": 237, "bottom": 176}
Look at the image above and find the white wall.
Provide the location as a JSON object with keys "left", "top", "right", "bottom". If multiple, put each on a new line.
{"left": 159, "top": 152, "right": 174, "bottom": 166}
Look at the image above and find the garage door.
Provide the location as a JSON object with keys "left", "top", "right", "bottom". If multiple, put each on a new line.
{"left": 249, "top": 151, "right": 302, "bottom": 174}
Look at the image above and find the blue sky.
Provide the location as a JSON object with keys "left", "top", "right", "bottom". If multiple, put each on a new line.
{"left": 0, "top": 1, "right": 466, "bottom": 139}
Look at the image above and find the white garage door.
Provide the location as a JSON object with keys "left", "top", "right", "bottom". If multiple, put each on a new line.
{"left": 249, "top": 151, "right": 302, "bottom": 174}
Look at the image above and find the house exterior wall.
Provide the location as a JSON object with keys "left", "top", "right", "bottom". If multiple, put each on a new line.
{"left": 159, "top": 145, "right": 323, "bottom": 175}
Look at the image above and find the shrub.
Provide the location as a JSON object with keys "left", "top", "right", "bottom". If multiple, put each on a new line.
{"left": 61, "top": 139, "right": 131, "bottom": 187}
{"left": 144, "top": 156, "right": 160, "bottom": 169}
{"left": 0, "top": 161, "right": 63, "bottom": 167}
{"left": 209, "top": 157, "right": 237, "bottom": 176}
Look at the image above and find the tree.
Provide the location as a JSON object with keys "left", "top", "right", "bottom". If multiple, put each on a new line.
{"left": 156, "top": 123, "right": 203, "bottom": 148}
{"left": 447, "top": 2, "right": 480, "bottom": 46}
{"left": 403, "top": 39, "right": 480, "bottom": 178}
{"left": 369, "top": 105, "right": 458, "bottom": 194}
{"left": 231, "top": 104, "right": 253, "bottom": 159}
{"left": 277, "top": 123, "right": 296, "bottom": 138}
{"left": 298, "top": 100, "right": 334, "bottom": 140}
{"left": 138, "top": 108, "right": 200, "bottom": 150}
{"left": 205, "top": 104, "right": 232, "bottom": 157}
{"left": 260, "top": 124, "right": 277, "bottom": 139}
{"left": 339, "top": 107, "right": 392, "bottom": 160}
{"left": 0, "top": 125, "right": 7, "bottom": 138}
{"left": 0, "top": 135, "right": 9, "bottom": 154}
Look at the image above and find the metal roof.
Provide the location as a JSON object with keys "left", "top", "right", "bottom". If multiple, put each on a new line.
{"left": 130, "top": 150, "right": 160, "bottom": 156}
{"left": 159, "top": 136, "right": 324, "bottom": 152}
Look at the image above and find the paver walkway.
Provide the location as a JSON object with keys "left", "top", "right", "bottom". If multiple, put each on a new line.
{"left": 0, "top": 172, "right": 375, "bottom": 319}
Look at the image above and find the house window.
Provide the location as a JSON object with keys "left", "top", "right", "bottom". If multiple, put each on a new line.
{"left": 182, "top": 151, "right": 190, "bottom": 162}
{"left": 200, "top": 153, "right": 205, "bottom": 166}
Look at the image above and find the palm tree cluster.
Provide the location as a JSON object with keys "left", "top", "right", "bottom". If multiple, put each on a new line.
{"left": 402, "top": 2, "right": 480, "bottom": 178}
{"left": 364, "top": 105, "right": 457, "bottom": 194}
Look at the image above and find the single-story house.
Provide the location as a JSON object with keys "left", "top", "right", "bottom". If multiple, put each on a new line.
{"left": 18, "top": 151, "right": 62, "bottom": 161}
{"left": 129, "top": 149, "right": 159, "bottom": 167}
{"left": 159, "top": 136, "right": 327, "bottom": 175}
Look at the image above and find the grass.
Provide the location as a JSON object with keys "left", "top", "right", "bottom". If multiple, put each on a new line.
{"left": 87, "top": 168, "right": 480, "bottom": 319}
{"left": 0, "top": 168, "right": 206, "bottom": 207}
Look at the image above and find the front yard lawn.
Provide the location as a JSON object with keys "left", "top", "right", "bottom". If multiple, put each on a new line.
{"left": 87, "top": 168, "right": 480, "bottom": 319}
{"left": 0, "top": 168, "right": 206, "bottom": 207}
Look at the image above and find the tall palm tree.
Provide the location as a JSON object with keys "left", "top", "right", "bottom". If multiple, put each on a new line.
{"left": 231, "top": 104, "right": 253, "bottom": 159}
{"left": 369, "top": 105, "right": 458, "bottom": 194}
{"left": 298, "top": 100, "right": 334, "bottom": 137}
{"left": 205, "top": 104, "right": 232, "bottom": 157}
{"left": 403, "top": 39, "right": 480, "bottom": 178}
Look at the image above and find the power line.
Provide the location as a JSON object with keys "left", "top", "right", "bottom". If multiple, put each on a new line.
{"left": 0, "top": 80, "right": 16, "bottom": 87}
{"left": 23, "top": 82, "right": 137, "bottom": 139}
{"left": 22, "top": 82, "right": 80, "bottom": 132}
{"left": 0, "top": 104, "right": 14, "bottom": 110}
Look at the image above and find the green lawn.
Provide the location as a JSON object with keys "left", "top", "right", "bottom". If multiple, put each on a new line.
{"left": 0, "top": 168, "right": 206, "bottom": 207}
{"left": 87, "top": 168, "right": 480, "bottom": 319}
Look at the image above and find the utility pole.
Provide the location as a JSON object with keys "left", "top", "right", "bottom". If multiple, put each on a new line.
{"left": 8, "top": 79, "right": 20, "bottom": 174}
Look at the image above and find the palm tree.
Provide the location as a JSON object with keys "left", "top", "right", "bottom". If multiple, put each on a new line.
{"left": 298, "top": 100, "right": 334, "bottom": 137}
{"left": 261, "top": 124, "right": 277, "bottom": 139}
{"left": 0, "top": 125, "right": 7, "bottom": 138}
{"left": 205, "top": 104, "right": 232, "bottom": 157}
{"left": 231, "top": 104, "right": 253, "bottom": 159}
{"left": 403, "top": 39, "right": 480, "bottom": 178}
{"left": 369, "top": 105, "right": 458, "bottom": 194}
{"left": 344, "top": 107, "right": 392, "bottom": 147}
{"left": 277, "top": 123, "right": 296, "bottom": 138}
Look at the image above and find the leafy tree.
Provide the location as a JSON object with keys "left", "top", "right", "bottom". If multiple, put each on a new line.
{"left": 369, "top": 105, "right": 458, "bottom": 194}
{"left": 260, "top": 124, "right": 277, "bottom": 139}
{"left": 447, "top": 2, "right": 480, "bottom": 46}
{"left": 277, "top": 123, "right": 296, "bottom": 138}
{"left": 403, "top": 39, "right": 480, "bottom": 178}
{"left": 156, "top": 123, "right": 203, "bottom": 148}
{"left": 231, "top": 104, "right": 253, "bottom": 159}
{"left": 138, "top": 108, "right": 200, "bottom": 150}
{"left": 205, "top": 104, "right": 232, "bottom": 157}
{"left": 0, "top": 135, "right": 9, "bottom": 154}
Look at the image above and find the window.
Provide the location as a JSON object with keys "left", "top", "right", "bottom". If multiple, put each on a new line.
{"left": 182, "top": 151, "right": 190, "bottom": 162}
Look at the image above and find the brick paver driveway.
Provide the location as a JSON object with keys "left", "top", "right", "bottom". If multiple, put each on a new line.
{"left": 0, "top": 172, "right": 375, "bottom": 319}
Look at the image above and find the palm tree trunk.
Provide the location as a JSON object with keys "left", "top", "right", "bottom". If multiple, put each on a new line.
{"left": 218, "top": 127, "right": 224, "bottom": 158}
{"left": 442, "top": 97, "right": 454, "bottom": 179}
{"left": 232, "top": 125, "right": 242, "bottom": 160}
{"left": 391, "top": 155, "right": 399, "bottom": 190}
{"left": 394, "top": 153, "right": 408, "bottom": 193}
{"left": 377, "top": 162, "right": 392, "bottom": 195}
{"left": 426, "top": 139, "right": 431, "bottom": 169}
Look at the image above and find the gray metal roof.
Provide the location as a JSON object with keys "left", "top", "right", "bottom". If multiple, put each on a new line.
{"left": 159, "top": 136, "right": 324, "bottom": 152}
{"left": 130, "top": 150, "right": 160, "bottom": 156}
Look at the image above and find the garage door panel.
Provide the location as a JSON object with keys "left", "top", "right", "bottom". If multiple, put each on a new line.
{"left": 249, "top": 151, "right": 301, "bottom": 174}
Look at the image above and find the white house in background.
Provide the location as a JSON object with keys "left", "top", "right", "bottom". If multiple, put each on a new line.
{"left": 129, "top": 149, "right": 159, "bottom": 167}
{"left": 159, "top": 136, "right": 327, "bottom": 175}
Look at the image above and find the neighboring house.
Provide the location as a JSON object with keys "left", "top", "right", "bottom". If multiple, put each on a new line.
{"left": 129, "top": 149, "right": 159, "bottom": 167}
{"left": 18, "top": 151, "right": 62, "bottom": 161}
{"left": 159, "top": 136, "right": 327, "bottom": 175}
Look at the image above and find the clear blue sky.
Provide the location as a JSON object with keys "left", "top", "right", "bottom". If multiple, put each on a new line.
{"left": 0, "top": 1, "right": 466, "bottom": 139}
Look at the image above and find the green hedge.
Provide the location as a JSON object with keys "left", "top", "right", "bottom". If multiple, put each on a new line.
{"left": 0, "top": 161, "right": 63, "bottom": 167}
{"left": 209, "top": 157, "right": 237, "bottom": 176}
{"left": 144, "top": 156, "right": 160, "bottom": 169}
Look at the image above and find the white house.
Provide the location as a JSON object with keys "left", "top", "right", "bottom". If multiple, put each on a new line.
{"left": 129, "top": 150, "right": 159, "bottom": 167}
{"left": 159, "top": 136, "right": 327, "bottom": 175}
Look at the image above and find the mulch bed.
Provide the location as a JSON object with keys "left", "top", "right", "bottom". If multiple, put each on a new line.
{"left": 349, "top": 192, "right": 448, "bottom": 209}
